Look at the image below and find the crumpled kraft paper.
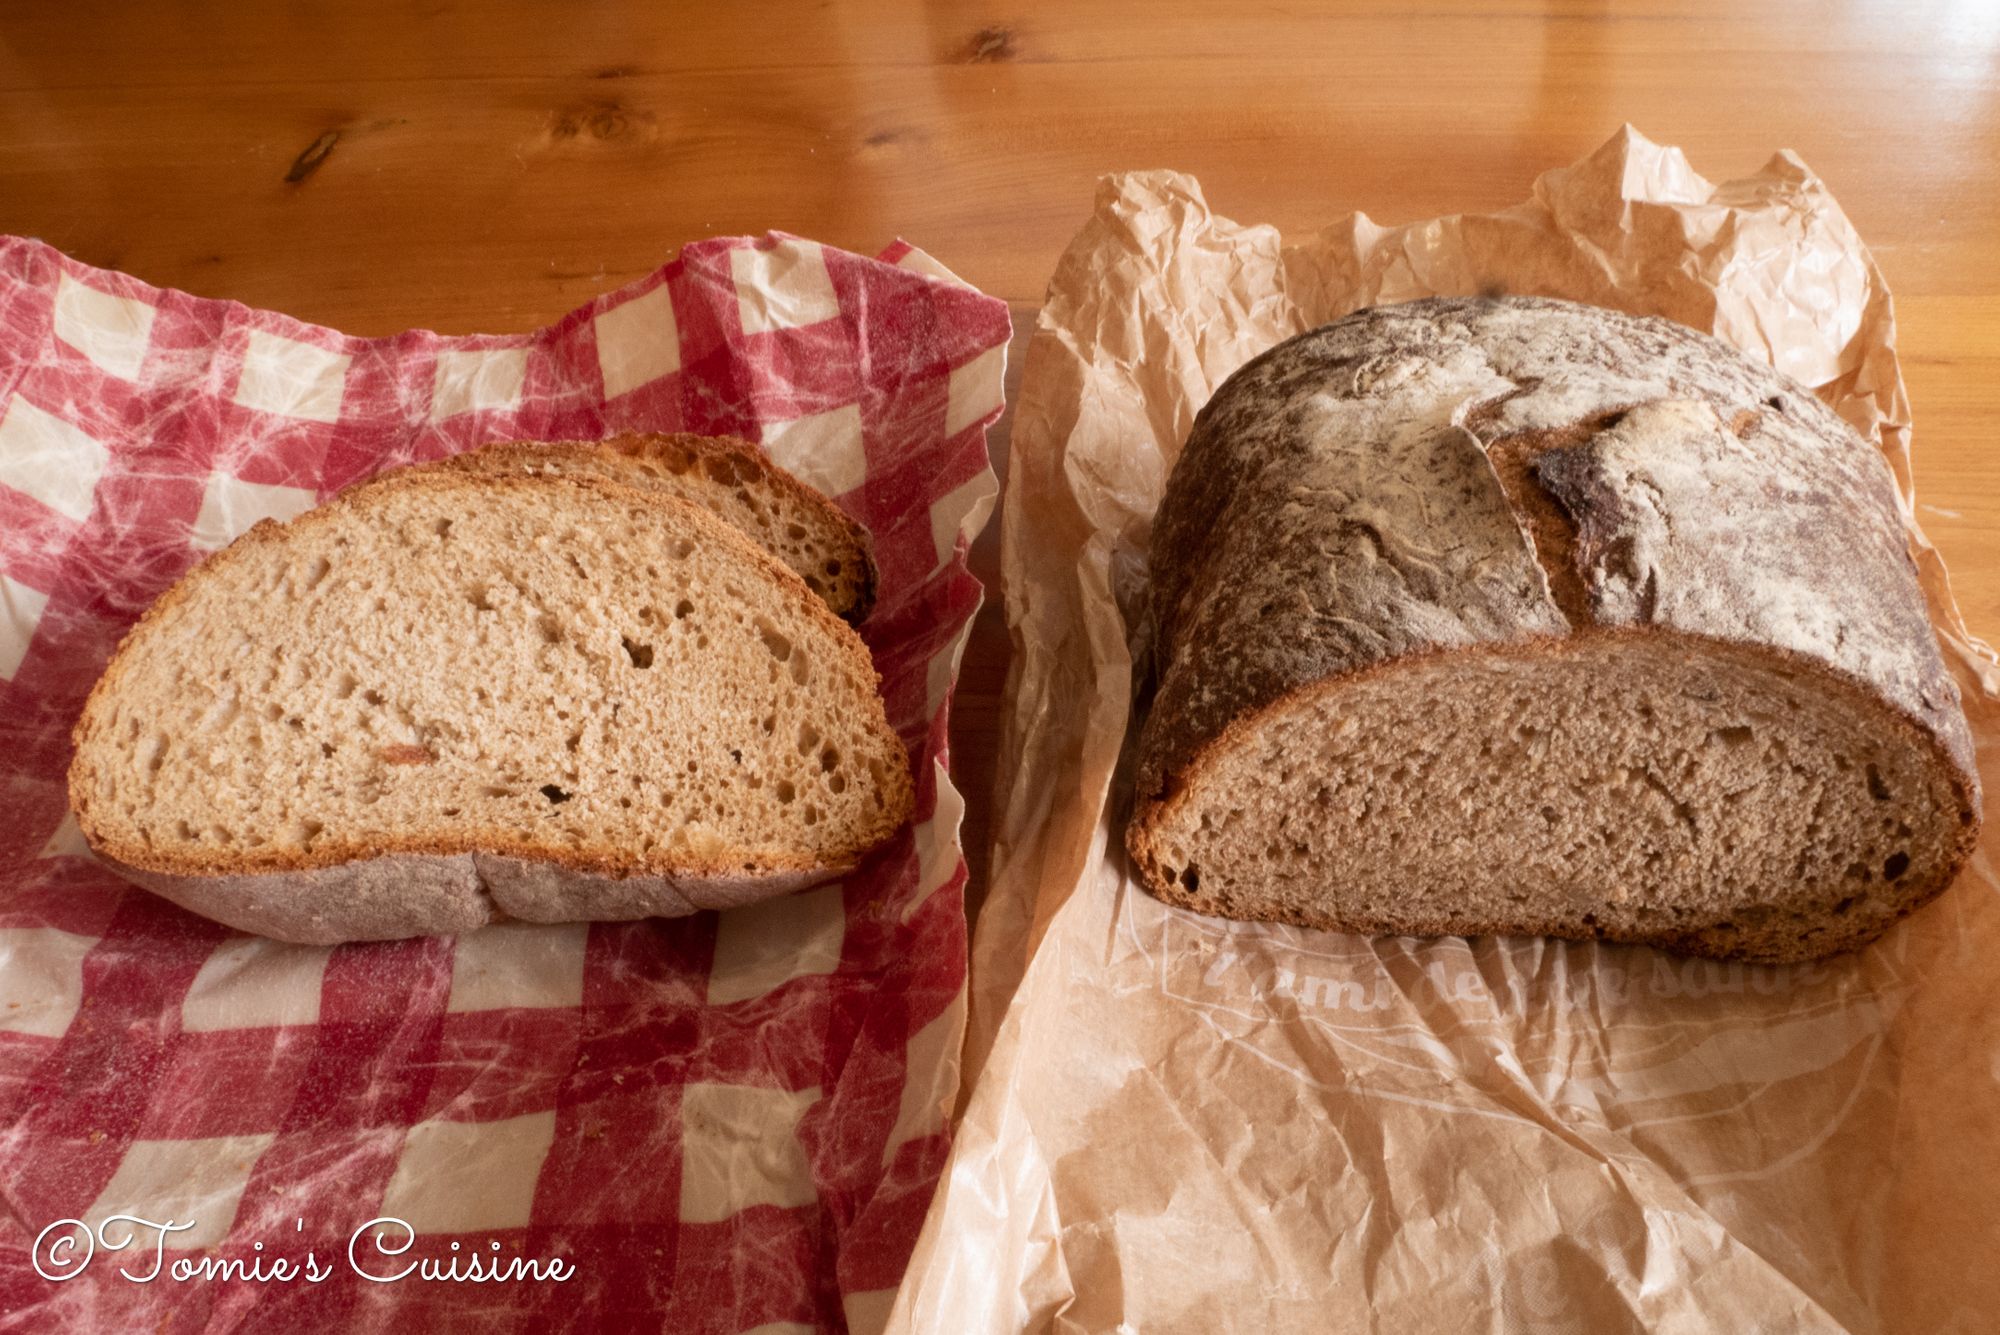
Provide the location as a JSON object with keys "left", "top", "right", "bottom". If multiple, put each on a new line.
{"left": 890, "top": 128, "right": 2000, "bottom": 1334}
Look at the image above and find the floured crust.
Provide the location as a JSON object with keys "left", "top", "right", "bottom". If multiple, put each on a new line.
{"left": 68, "top": 467, "right": 913, "bottom": 939}
{"left": 103, "top": 849, "right": 831, "bottom": 947}
{"left": 1139, "top": 296, "right": 1976, "bottom": 804}
{"left": 1129, "top": 296, "right": 1981, "bottom": 961}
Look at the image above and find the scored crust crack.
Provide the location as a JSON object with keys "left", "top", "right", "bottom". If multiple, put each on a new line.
{"left": 1126, "top": 296, "right": 1981, "bottom": 963}
{"left": 68, "top": 460, "right": 913, "bottom": 945}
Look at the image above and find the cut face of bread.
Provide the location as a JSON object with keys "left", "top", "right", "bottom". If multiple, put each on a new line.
{"left": 394, "top": 434, "right": 877, "bottom": 622}
{"left": 69, "top": 469, "right": 913, "bottom": 942}
{"left": 1129, "top": 633, "right": 1975, "bottom": 963}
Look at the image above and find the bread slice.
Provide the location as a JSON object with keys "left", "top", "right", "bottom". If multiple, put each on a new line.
{"left": 1128, "top": 297, "right": 1979, "bottom": 963}
{"left": 377, "top": 434, "right": 877, "bottom": 622}
{"left": 69, "top": 468, "right": 913, "bottom": 944}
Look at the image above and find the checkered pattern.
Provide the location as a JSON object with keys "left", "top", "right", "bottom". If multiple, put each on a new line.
{"left": 0, "top": 234, "right": 1008, "bottom": 1331}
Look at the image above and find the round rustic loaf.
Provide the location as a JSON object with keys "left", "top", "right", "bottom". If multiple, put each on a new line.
{"left": 69, "top": 467, "right": 913, "bottom": 944}
{"left": 1127, "top": 296, "right": 1980, "bottom": 963}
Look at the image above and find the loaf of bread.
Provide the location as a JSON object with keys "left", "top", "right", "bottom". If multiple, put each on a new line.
{"left": 69, "top": 467, "right": 913, "bottom": 945}
{"left": 1127, "top": 296, "right": 1980, "bottom": 963}
{"left": 364, "top": 432, "right": 877, "bottom": 622}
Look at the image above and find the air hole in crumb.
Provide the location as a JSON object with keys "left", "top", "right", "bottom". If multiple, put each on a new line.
{"left": 320, "top": 742, "right": 335, "bottom": 758}
{"left": 1712, "top": 725, "right": 1755, "bottom": 748}
{"left": 729, "top": 748, "right": 743, "bottom": 764}
{"left": 757, "top": 622, "right": 792, "bottom": 662}
{"left": 336, "top": 673, "right": 359, "bottom": 700}
{"left": 1883, "top": 851, "right": 1910, "bottom": 881}
{"left": 824, "top": 559, "right": 843, "bottom": 577}
{"left": 482, "top": 786, "right": 513, "bottom": 798}
{"left": 1864, "top": 763, "right": 1891, "bottom": 801}
{"left": 434, "top": 518, "right": 452, "bottom": 537}
{"left": 828, "top": 773, "right": 846, "bottom": 794}
{"left": 775, "top": 780, "right": 796, "bottom": 804}
{"left": 675, "top": 599, "right": 694, "bottom": 620}
{"left": 788, "top": 652, "right": 809, "bottom": 685}
{"left": 797, "top": 723, "right": 820, "bottom": 754}
{"left": 622, "top": 636, "right": 654, "bottom": 668}
{"left": 761, "top": 715, "right": 777, "bottom": 734}
{"left": 362, "top": 689, "right": 384, "bottom": 707}
{"left": 820, "top": 746, "right": 839, "bottom": 772}
{"left": 671, "top": 539, "right": 694, "bottom": 560}
{"left": 540, "top": 784, "right": 572, "bottom": 805}
{"left": 1834, "top": 895, "right": 1858, "bottom": 915}
{"left": 175, "top": 819, "right": 196, "bottom": 841}
{"left": 538, "top": 615, "right": 562, "bottom": 645}
{"left": 785, "top": 522, "right": 808, "bottom": 540}
{"left": 1844, "top": 860, "right": 1870, "bottom": 882}
{"left": 303, "top": 556, "right": 332, "bottom": 589}
{"left": 469, "top": 587, "right": 495, "bottom": 611}
{"left": 1180, "top": 866, "right": 1200, "bottom": 892}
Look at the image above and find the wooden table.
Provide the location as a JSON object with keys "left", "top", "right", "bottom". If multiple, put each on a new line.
{"left": 7, "top": 1, "right": 1997, "bottom": 900}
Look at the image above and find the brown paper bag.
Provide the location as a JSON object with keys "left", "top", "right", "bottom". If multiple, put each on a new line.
{"left": 892, "top": 128, "right": 2000, "bottom": 1334}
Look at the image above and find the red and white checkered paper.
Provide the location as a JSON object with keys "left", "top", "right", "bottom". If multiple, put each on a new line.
{"left": 0, "top": 233, "right": 1009, "bottom": 1331}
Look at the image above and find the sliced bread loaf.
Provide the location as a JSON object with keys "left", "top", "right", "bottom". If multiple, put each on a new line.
{"left": 69, "top": 467, "right": 913, "bottom": 944}
{"left": 374, "top": 433, "right": 877, "bottom": 622}
{"left": 1127, "top": 296, "right": 1980, "bottom": 963}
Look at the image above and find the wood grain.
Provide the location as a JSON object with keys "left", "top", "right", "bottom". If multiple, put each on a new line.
{"left": 4, "top": 1, "right": 1996, "bottom": 904}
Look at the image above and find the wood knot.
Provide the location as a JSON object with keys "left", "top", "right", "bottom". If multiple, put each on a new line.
{"left": 547, "top": 99, "right": 655, "bottom": 144}
{"left": 964, "top": 25, "right": 1018, "bottom": 62}
{"left": 285, "top": 130, "right": 341, "bottom": 184}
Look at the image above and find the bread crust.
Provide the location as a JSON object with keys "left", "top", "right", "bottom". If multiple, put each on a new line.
{"left": 1128, "top": 297, "right": 1981, "bottom": 961}
{"left": 103, "top": 850, "right": 832, "bottom": 947}
{"left": 68, "top": 467, "right": 913, "bottom": 939}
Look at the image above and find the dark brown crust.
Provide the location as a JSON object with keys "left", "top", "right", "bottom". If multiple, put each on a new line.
{"left": 363, "top": 433, "right": 879, "bottom": 624}
{"left": 67, "top": 467, "right": 914, "bottom": 927}
{"left": 1129, "top": 296, "right": 1980, "bottom": 962}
